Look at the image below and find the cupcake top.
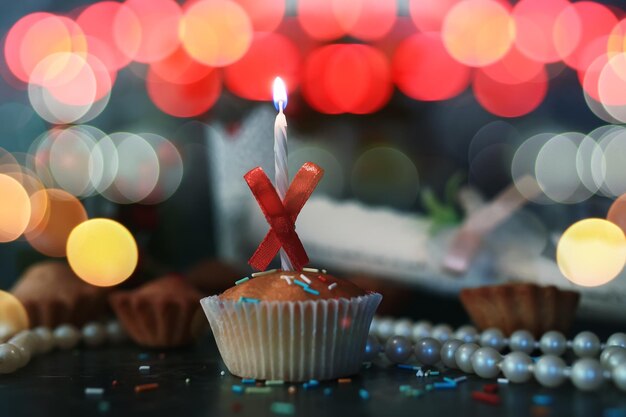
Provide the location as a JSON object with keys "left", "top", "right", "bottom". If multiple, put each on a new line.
{"left": 112, "top": 275, "right": 202, "bottom": 300}
{"left": 220, "top": 269, "right": 366, "bottom": 302}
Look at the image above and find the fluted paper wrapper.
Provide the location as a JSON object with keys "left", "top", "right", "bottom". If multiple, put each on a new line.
{"left": 200, "top": 293, "right": 382, "bottom": 381}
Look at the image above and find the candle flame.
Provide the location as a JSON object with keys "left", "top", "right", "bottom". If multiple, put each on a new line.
{"left": 273, "top": 77, "right": 288, "bottom": 111}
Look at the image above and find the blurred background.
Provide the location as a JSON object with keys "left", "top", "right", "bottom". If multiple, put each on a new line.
{"left": 2, "top": 0, "right": 626, "bottom": 324}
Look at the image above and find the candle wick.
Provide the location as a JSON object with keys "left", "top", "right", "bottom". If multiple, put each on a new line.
{"left": 278, "top": 100, "right": 284, "bottom": 113}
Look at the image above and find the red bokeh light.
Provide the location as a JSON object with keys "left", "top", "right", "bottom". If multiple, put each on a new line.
{"left": 348, "top": 0, "right": 396, "bottom": 41}
{"left": 234, "top": 0, "right": 285, "bottom": 32}
{"left": 224, "top": 32, "right": 300, "bottom": 101}
{"left": 393, "top": 33, "right": 471, "bottom": 101}
{"left": 553, "top": 1, "right": 618, "bottom": 70}
{"left": 297, "top": 0, "right": 345, "bottom": 41}
{"left": 150, "top": 46, "right": 212, "bottom": 85}
{"left": 146, "top": 67, "right": 222, "bottom": 118}
{"left": 481, "top": 45, "right": 544, "bottom": 85}
{"left": 116, "top": 0, "right": 182, "bottom": 64}
{"left": 473, "top": 67, "right": 548, "bottom": 117}
{"left": 409, "top": 0, "right": 458, "bottom": 33}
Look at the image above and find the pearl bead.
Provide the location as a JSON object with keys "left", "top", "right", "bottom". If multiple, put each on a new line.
{"left": 607, "top": 333, "right": 626, "bottom": 348}
{"left": 106, "top": 321, "right": 127, "bottom": 344}
{"left": 33, "top": 327, "right": 54, "bottom": 354}
{"left": 393, "top": 319, "right": 413, "bottom": 339}
{"left": 571, "top": 359, "right": 605, "bottom": 391}
{"left": 54, "top": 325, "right": 80, "bottom": 350}
{"left": 509, "top": 330, "right": 535, "bottom": 354}
{"left": 384, "top": 336, "right": 413, "bottom": 363}
{"left": 572, "top": 331, "right": 601, "bottom": 358}
{"left": 471, "top": 347, "right": 502, "bottom": 379}
{"left": 612, "top": 363, "right": 626, "bottom": 391}
{"left": 539, "top": 331, "right": 567, "bottom": 356}
{"left": 501, "top": 352, "right": 533, "bottom": 383}
{"left": 480, "top": 328, "right": 506, "bottom": 352}
{"left": 440, "top": 339, "right": 463, "bottom": 369}
{"left": 534, "top": 355, "right": 567, "bottom": 388}
{"left": 0, "top": 343, "right": 22, "bottom": 374}
{"left": 377, "top": 318, "right": 395, "bottom": 340}
{"left": 454, "top": 325, "right": 479, "bottom": 343}
{"left": 414, "top": 337, "right": 441, "bottom": 366}
{"left": 605, "top": 348, "right": 626, "bottom": 370}
{"left": 82, "top": 323, "right": 106, "bottom": 347}
{"left": 431, "top": 324, "right": 453, "bottom": 342}
{"left": 8, "top": 331, "right": 37, "bottom": 366}
{"left": 455, "top": 343, "right": 479, "bottom": 374}
{"left": 600, "top": 346, "right": 623, "bottom": 368}
{"left": 411, "top": 321, "right": 432, "bottom": 342}
{"left": 363, "top": 336, "right": 381, "bottom": 362}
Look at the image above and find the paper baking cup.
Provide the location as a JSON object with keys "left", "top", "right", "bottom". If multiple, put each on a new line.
{"left": 200, "top": 293, "right": 382, "bottom": 381}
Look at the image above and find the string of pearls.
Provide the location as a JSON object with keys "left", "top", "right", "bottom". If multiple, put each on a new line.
{"left": 0, "top": 321, "right": 126, "bottom": 374}
{"left": 365, "top": 317, "right": 626, "bottom": 391}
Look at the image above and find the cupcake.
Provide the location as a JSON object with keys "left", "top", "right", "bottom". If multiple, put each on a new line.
{"left": 186, "top": 258, "right": 245, "bottom": 295}
{"left": 109, "top": 275, "right": 205, "bottom": 348}
{"left": 459, "top": 283, "right": 580, "bottom": 337}
{"left": 11, "top": 261, "right": 109, "bottom": 328}
{"left": 200, "top": 269, "right": 382, "bottom": 382}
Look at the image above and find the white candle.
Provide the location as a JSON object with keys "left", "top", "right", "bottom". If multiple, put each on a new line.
{"left": 273, "top": 77, "right": 293, "bottom": 271}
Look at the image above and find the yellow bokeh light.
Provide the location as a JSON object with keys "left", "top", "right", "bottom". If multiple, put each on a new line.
{"left": 66, "top": 218, "right": 138, "bottom": 287}
{"left": 179, "top": 0, "right": 253, "bottom": 67}
{"left": 0, "top": 290, "right": 29, "bottom": 340}
{"left": 557, "top": 218, "right": 626, "bottom": 287}
{"left": 442, "top": 0, "right": 516, "bottom": 67}
{"left": 0, "top": 173, "right": 31, "bottom": 242}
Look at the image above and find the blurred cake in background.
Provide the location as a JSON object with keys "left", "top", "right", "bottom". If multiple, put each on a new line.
{"left": 186, "top": 258, "right": 245, "bottom": 296}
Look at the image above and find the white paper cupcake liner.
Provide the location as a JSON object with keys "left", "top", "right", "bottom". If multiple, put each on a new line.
{"left": 200, "top": 292, "right": 382, "bottom": 381}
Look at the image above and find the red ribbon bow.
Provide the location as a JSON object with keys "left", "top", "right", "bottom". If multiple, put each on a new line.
{"left": 244, "top": 162, "right": 324, "bottom": 271}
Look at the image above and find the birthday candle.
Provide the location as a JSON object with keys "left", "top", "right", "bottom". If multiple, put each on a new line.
{"left": 273, "top": 77, "right": 293, "bottom": 271}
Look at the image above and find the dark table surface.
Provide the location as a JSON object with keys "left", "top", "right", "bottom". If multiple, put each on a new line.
{"left": 1, "top": 335, "right": 625, "bottom": 417}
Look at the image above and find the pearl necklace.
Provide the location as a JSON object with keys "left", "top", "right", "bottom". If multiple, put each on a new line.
{"left": 366, "top": 317, "right": 626, "bottom": 392}
{"left": 0, "top": 321, "right": 126, "bottom": 374}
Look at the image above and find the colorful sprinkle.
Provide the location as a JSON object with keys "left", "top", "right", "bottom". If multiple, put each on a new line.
{"left": 294, "top": 279, "right": 309, "bottom": 288}
{"left": 299, "top": 274, "right": 312, "bottom": 284}
{"left": 185, "top": 378, "right": 190, "bottom": 385}
{"left": 302, "top": 267, "right": 319, "bottom": 273}
{"left": 321, "top": 269, "right": 328, "bottom": 274}
{"left": 425, "top": 384, "right": 434, "bottom": 391}
{"left": 454, "top": 376, "right": 467, "bottom": 383}
{"left": 111, "top": 380, "right": 119, "bottom": 387}
{"left": 241, "top": 378, "right": 256, "bottom": 384}
{"left": 270, "top": 402, "right": 295, "bottom": 415}
{"left": 287, "top": 386, "right": 297, "bottom": 395}
{"left": 337, "top": 378, "right": 352, "bottom": 384}
{"left": 497, "top": 378, "right": 509, "bottom": 384}
{"left": 429, "top": 371, "right": 440, "bottom": 376}
{"left": 471, "top": 391, "right": 500, "bottom": 405}
{"left": 246, "top": 387, "right": 272, "bottom": 394}
{"left": 280, "top": 276, "right": 293, "bottom": 285}
{"left": 235, "top": 277, "right": 250, "bottom": 285}
{"left": 139, "top": 365, "right": 150, "bottom": 374}
{"left": 98, "top": 401, "right": 110, "bottom": 413}
{"left": 397, "top": 364, "right": 421, "bottom": 371}
{"left": 399, "top": 385, "right": 412, "bottom": 392}
{"left": 303, "top": 287, "right": 320, "bottom": 295}
{"left": 232, "top": 385, "right": 245, "bottom": 394}
{"left": 483, "top": 384, "right": 498, "bottom": 394}
{"left": 252, "top": 269, "right": 277, "bottom": 277}
{"left": 220, "top": 371, "right": 226, "bottom": 376}
{"left": 434, "top": 382, "right": 456, "bottom": 390}
{"left": 327, "top": 283, "right": 337, "bottom": 291}
{"left": 138, "top": 353, "right": 150, "bottom": 360}
{"left": 532, "top": 394, "right": 553, "bottom": 406}
{"left": 307, "top": 379, "right": 319, "bottom": 386}
{"left": 415, "top": 369, "right": 424, "bottom": 377}
{"left": 443, "top": 377, "right": 456, "bottom": 384}
{"left": 85, "top": 387, "right": 104, "bottom": 396}
{"left": 604, "top": 408, "right": 626, "bottom": 417}
{"left": 265, "top": 380, "right": 285, "bottom": 386}
{"left": 239, "top": 297, "right": 260, "bottom": 304}
{"left": 323, "top": 388, "right": 333, "bottom": 396}
{"left": 134, "top": 383, "right": 159, "bottom": 393}
{"left": 316, "top": 275, "right": 327, "bottom": 282}
{"left": 359, "top": 389, "right": 370, "bottom": 400}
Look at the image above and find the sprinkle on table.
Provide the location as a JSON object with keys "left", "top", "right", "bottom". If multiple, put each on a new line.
{"left": 299, "top": 274, "right": 312, "bottom": 284}
{"left": 85, "top": 387, "right": 104, "bottom": 397}
{"left": 111, "top": 380, "right": 119, "bottom": 387}
{"left": 139, "top": 365, "right": 150, "bottom": 374}
{"left": 483, "top": 384, "right": 498, "bottom": 394}
{"left": 245, "top": 387, "right": 272, "bottom": 394}
{"left": 241, "top": 378, "right": 256, "bottom": 384}
{"left": 138, "top": 353, "right": 150, "bottom": 360}
{"left": 232, "top": 385, "right": 245, "bottom": 394}
{"left": 239, "top": 297, "right": 260, "bottom": 304}
{"left": 359, "top": 389, "right": 370, "bottom": 400}
{"left": 270, "top": 402, "right": 295, "bottom": 415}
{"left": 327, "top": 283, "right": 338, "bottom": 291}
{"left": 265, "top": 380, "right": 285, "bottom": 386}
{"left": 397, "top": 364, "right": 421, "bottom": 371}
{"left": 220, "top": 371, "right": 226, "bottom": 376}
{"left": 185, "top": 378, "right": 190, "bottom": 385}
{"left": 497, "top": 378, "right": 509, "bottom": 384}
{"left": 337, "top": 378, "right": 352, "bottom": 384}
{"left": 471, "top": 391, "right": 500, "bottom": 405}
{"left": 303, "top": 287, "right": 320, "bottom": 296}
{"left": 287, "top": 386, "right": 297, "bottom": 395}
{"left": 532, "top": 394, "right": 553, "bottom": 406}
{"left": 302, "top": 267, "right": 319, "bottom": 273}
{"left": 134, "top": 383, "right": 159, "bottom": 394}
{"left": 323, "top": 388, "right": 332, "bottom": 396}
{"left": 235, "top": 277, "right": 250, "bottom": 285}
{"left": 434, "top": 382, "right": 456, "bottom": 390}
{"left": 252, "top": 269, "right": 277, "bottom": 277}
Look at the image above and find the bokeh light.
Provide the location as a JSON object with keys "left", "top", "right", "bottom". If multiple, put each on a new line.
{"left": 409, "top": 0, "right": 458, "bottom": 33}
{"left": 224, "top": 32, "right": 300, "bottom": 101}
{"left": 345, "top": 0, "right": 396, "bottom": 41}
{"left": 511, "top": 132, "right": 554, "bottom": 204}
{"left": 232, "top": 0, "right": 284, "bottom": 32}
{"left": 25, "top": 188, "right": 87, "bottom": 257}
{"left": 0, "top": 173, "right": 31, "bottom": 242}
{"left": 0, "top": 290, "right": 29, "bottom": 340}
{"left": 140, "top": 133, "right": 184, "bottom": 205}
{"left": 150, "top": 46, "right": 213, "bottom": 85}
{"left": 481, "top": 45, "right": 544, "bottom": 85}
{"left": 442, "top": 0, "right": 515, "bottom": 67}
{"left": 288, "top": 146, "right": 344, "bottom": 197}
{"left": 116, "top": 0, "right": 181, "bottom": 63}
{"left": 608, "top": 194, "right": 626, "bottom": 235}
{"left": 297, "top": 0, "right": 346, "bottom": 41}
{"left": 67, "top": 218, "right": 138, "bottom": 287}
{"left": 393, "top": 33, "right": 471, "bottom": 101}
{"left": 557, "top": 218, "right": 626, "bottom": 287}
{"left": 180, "top": 0, "right": 252, "bottom": 67}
